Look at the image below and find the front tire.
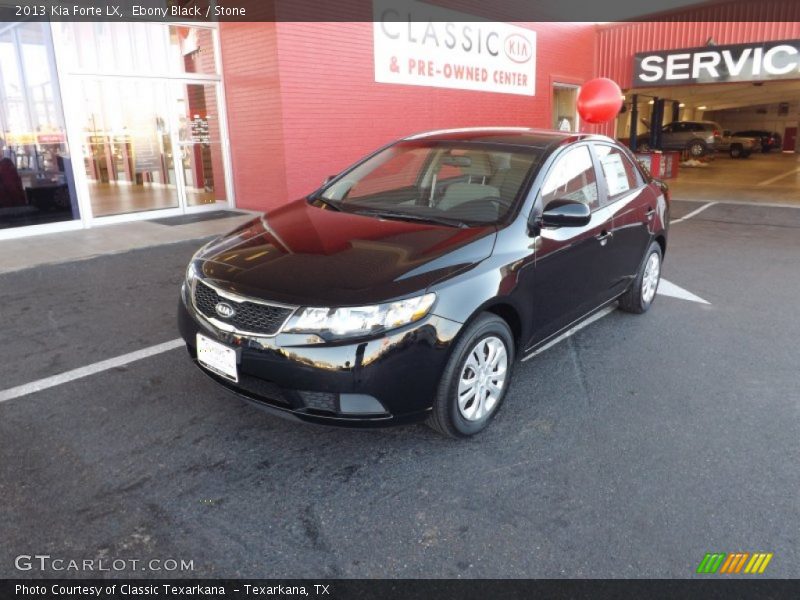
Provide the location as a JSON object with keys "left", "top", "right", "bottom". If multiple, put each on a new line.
{"left": 619, "top": 241, "right": 662, "bottom": 314}
{"left": 687, "top": 140, "right": 707, "bottom": 157}
{"left": 427, "top": 314, "right": 515, "bottom": 438}
{"left": 729, "top": 144, "right": 742, "bottom": 158}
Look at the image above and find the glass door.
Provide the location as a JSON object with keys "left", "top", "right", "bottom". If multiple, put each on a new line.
{"left": 553, "top": 84, "right": 579, "bottom": 132}
{"left": 77, "top": 78, "right": 179, "bottom": 217}
{"left": 175, "top": 82, "right": 227, "bottom": 207}
{"left": 74, "top": 78, "right": 229, "bottom": 217}
{"left": 51, "top": 22, "right": 231, "bottom": 226}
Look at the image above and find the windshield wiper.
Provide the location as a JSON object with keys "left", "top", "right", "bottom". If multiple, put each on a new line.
{"left": 351, "top": 209, "right": 469, "bottom": 228}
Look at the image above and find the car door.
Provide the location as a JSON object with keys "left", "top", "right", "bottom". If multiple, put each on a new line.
{"left": 526, "top": 144, "right": 615, "bottom": 346}
{"left": 666, "top": 122, "right": 689, "bottom": 149}
{"left": 593, "top": 143, "right": 654, "bottom": 296}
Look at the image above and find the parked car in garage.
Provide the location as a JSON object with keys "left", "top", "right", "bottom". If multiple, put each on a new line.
{"left": 731, "top": 129, "right": 782, "bottom": 153}
{"left": 716, "top": 130, "right": 759, "bottom": 158}
{"left": 179, "top": 128, "right": 670, "bottom": 437}
{"left": 637, "top": 120, "right": 722, "bottom": 157}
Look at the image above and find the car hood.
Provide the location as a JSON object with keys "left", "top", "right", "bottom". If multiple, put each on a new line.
{"left": 194, "top": 199, "right": 496, "bottom": 306}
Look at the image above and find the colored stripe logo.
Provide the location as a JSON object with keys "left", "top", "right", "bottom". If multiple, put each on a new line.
{"left": 697, "top": 552, "right": 773, "bottom": 574}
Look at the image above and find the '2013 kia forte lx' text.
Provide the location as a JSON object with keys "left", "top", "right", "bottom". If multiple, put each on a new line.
{"left": 178, "top": 128, "right": 669, "bottom": 437}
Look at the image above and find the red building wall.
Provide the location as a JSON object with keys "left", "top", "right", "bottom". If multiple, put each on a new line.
{"left": 220, "top": 21, "right": 597, "bottom": 211}
{"left": 220, "top": 22, "right": 288, "bottom": 209}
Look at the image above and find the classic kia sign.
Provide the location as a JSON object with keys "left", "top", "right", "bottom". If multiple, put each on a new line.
{"left": 633, "top": 40, "right": 800, "bottom": 87}
{"left": 373, "top": 0, "right": 536, "bottom": 96}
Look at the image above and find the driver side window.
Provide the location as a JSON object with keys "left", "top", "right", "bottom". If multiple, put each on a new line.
{"left": 540, "top": 145, "right": 599, "bottom": 210}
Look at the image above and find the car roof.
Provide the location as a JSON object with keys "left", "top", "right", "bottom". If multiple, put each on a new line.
{"left": 673, "top": 120, "right": 718, "bottom": 126}
{"left": 402, "top": 127, "right": 609, "bottom": 150}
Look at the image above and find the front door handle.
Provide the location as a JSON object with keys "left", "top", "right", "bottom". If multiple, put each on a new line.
{"left": 596, "top": 230, "right": 613, "bottom": 246}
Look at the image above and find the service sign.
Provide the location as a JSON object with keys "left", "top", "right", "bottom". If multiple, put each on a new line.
{"left": 633, "top": 39, "right": 800, "bottom": 87}
{"left": 373, "top": 0, "right": 536, "bottom": 96}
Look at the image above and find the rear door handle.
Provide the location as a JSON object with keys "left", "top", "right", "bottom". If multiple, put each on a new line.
{"left": 645, "top": 207, "right": 656, "bottom": 220}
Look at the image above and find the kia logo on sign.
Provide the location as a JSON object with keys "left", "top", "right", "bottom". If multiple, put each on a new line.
{"left": 504, "top": 34, "right": 532, "bottom": 63}
{"left": 215, "top": 302, "right": 235, "bottom": 319}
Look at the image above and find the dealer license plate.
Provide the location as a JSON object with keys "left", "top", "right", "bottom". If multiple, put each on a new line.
{"left": 196, "top": 333, "right": 238, "bottom": 382}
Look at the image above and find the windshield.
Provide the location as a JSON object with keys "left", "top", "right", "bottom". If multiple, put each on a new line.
{"left": 315, "top": 141, "right": 543, "bottom": 226}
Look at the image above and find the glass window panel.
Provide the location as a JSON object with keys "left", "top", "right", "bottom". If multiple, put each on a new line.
{"left": 541, "top": 146, "right": 598, "bottom": 209}
{"left": 0, "top": 23, "right": 79, "bottom": 230}
{"left": 595, "top": 144, "right": 640, "bottom": 199}
{"left": 169, "top": 26, "right": 218, "bottom": 75}
{"left": 57, "top": 23, "right": 218, "bottom": 76}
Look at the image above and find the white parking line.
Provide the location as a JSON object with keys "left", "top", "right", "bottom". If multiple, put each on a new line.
{"left": 522, "top": 305, "right": 617, "bottom": 362}
{"left": 756, "top": 167, "right": 800, "bottom": 187}
{"left": 0, "top": 339, "right": 185, "bottom": 404}
{"left": 671, "top": 201, "right": 717, "bottom": 224}
{"left": 0, "top": 274, "right": 714, "bottom": 402}
{"left": 658, "top": 278, "right": 710, "bottom": 304}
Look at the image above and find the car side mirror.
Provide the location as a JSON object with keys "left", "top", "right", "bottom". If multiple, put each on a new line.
{"left": 539, "top": 199, "right": 591, "bottom": 228}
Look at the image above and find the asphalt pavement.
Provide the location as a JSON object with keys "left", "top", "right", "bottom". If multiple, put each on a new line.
{"left": 1, "top": 200, "right": 798, "bottom": 578}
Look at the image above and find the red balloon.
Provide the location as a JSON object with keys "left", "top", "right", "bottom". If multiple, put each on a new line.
{"left": 577, "top": 78, "right": 623, "bottom": 124}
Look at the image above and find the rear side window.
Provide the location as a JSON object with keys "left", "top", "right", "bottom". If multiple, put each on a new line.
{"left": 540, "top": 145, "right": 599, "bottom": 210}
{"left": 594, "top": 145, "right": 641, "bottom": 200}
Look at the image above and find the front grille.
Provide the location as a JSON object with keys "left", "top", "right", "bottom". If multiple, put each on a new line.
{"left": 194, "top": 280, "right": 294, "bottom": 335}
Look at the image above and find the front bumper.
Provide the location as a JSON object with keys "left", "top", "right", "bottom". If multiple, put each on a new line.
{"left": 177, "top": 284, "right": 462, "bottom": 427}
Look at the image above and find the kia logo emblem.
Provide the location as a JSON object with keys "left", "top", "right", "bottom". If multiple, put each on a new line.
{"left": 504, "top": 34, "right": 532, "bottom": 64}
{"left": 215, "top": 302, "right": 235, "bottom": 319}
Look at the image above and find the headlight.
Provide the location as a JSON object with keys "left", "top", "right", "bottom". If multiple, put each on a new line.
{"left": 185, "top": 261, "right": 199, "bottom": 286}
{"left": 284, "top": 293, "right": 436, "bottom": 338}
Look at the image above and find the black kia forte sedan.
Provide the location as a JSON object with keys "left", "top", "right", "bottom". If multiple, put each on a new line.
{"left": 178, "top": 128, "right": 669, "bottom": 437}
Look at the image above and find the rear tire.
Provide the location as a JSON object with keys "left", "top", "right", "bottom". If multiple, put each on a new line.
{"left": 427, "top": 314, "right": 515, "bottom": 438}
{"left": 729, "top": 145, "right": 742, "bottom": 158}
{"left": 619, "top": 241, "right": 662, "bottom": 314}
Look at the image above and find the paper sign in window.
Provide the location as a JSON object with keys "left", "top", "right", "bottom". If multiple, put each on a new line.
{"left": 600, "top": 153, "right": 631, "bottom": 197}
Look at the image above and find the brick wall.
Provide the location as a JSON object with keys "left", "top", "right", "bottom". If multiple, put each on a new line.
{"left": 220, "top": 21, "right": 597, "bottom": 211}
{"left": 220, "top": 22, "right": 287, "bottom": 210}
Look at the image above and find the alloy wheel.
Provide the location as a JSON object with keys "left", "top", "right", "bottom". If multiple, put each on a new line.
{"left": 457, "top": 336, "right": 508, "bottom": 421}
{"left": 641, "top": 251, "right": 661, "bottom": 304}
